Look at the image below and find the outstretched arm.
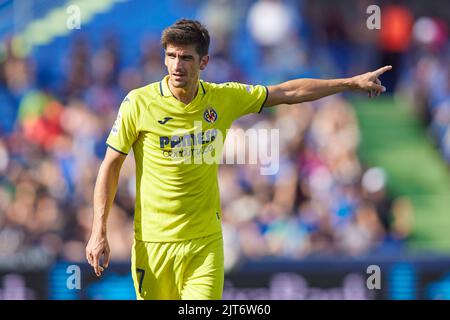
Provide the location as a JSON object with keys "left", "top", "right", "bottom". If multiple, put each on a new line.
{"left": 264, "top": 65, "right": 392, "bottom": 108}
{"left": 86, "top": 147, "right": 126, "bottom": 276}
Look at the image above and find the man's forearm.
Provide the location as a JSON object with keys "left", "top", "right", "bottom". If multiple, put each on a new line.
{"left": 278, "top": 78, "right": 354, "bottom": 104}
{"left": 265, "top": 66, "right": 391, "bottom": 107}
{"left": 92, "top": 161, "right": 121, "bottom": 235}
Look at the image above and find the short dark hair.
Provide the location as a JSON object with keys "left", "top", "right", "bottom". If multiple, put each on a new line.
{"left": 161, "top": 19, "right": 210, "bottom": 57}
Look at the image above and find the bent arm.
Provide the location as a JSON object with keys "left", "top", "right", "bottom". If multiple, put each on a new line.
{"left": 264, "top": 65, "right": 392, "bottom": 108}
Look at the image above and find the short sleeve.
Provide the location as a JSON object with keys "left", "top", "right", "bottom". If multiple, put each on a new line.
{"left": 106, "top": 93, "right": 139, "bottom": 155}
{"left": 225, "top": 82, "right": 268, "bottom": 120}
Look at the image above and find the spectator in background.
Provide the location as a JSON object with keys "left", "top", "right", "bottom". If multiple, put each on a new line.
{"left": 63, "top": 36, "right": 91, "bottom": 101}
{"left": 378, "top": 3, "right": 414, "bottom": 92}
{"left": 246, "top": 0, "right": 307, "bottom": 83}
{"left": 399, "top": 14, "right": 450, "bottom": 166}
{"left": 139, "top": 38, "right": 166, "bottom": 84}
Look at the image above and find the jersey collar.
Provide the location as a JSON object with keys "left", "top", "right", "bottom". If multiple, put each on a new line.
{"left": 159, "top": 75, "right": 206, "bottom": 98}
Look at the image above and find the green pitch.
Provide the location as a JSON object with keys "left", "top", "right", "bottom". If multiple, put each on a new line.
{"left": 353, "top": 96, "right": 450, "bottom": 253}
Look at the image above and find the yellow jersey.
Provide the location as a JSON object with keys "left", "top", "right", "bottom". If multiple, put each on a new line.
{"left": 106, "top": 75, "right": 268, "bottom": 242}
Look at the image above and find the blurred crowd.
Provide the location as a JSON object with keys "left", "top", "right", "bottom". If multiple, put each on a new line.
{"left": 396, "top": 17, "right": 450, "bottom": 164}
{"left": 3, "top": 0, "right": 447, "bottom": 269}
{"left": 221, "top": 98, "right": 414, "bottom": 270}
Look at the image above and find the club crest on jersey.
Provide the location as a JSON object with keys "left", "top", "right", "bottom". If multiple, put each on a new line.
{"left": 203, "top": 107, "right": 218, "bottom": 124}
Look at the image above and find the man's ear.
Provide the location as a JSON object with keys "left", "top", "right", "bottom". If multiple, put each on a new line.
{"left": 199, "top": 55, "right": 209, "bottom": 70}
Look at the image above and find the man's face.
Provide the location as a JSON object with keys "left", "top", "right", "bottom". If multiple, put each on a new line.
{"left": 164, "top": 43, "right": 209, "bottom": 89}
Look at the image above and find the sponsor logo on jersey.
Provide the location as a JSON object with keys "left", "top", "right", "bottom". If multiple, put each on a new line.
{"left": 158, "top": 117, "right": 173, "bottom": 125}
{"left": 159, "top": 129, "right": 218, "bottom": 149}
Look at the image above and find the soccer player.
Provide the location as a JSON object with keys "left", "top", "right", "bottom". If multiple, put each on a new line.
{"left": 86, "top": 19, "right": 392, "bottom": 300}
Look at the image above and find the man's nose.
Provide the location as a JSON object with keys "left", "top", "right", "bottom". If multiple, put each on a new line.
{"left": 174, "top": 58, "right": 183, "bottom": 70}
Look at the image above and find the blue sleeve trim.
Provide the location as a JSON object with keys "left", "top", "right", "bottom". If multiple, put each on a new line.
{"left": 106, "top": 143, "right": 128, "bottom": 155}
{"left": 258, "top": 86, "right": 269, "bottom": 114}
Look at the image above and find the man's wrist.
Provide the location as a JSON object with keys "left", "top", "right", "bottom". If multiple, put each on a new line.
{"left": 343, "top": 77, "right": 357, "bottom": 90}
{"left": 92, "top": 223, "right": 108, "bottom": 237}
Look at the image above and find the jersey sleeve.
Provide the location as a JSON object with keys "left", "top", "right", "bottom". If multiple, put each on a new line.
{"left": 106, "top": 92, "right": 140, "bottom": 155}
{"left": 224, "top": 82, "right": 268, "bottom": 120}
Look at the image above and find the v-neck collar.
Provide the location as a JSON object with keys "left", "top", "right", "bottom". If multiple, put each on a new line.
{"left": 159, "top": 75, "right": 206, "bottom": 109}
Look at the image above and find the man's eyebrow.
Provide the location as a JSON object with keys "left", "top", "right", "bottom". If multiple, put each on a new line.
{"left": 165, "top": 51, "right": 194, "bottom": 58}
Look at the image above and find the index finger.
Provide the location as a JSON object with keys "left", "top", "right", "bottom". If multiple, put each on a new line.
{"left": 93, "top": 253, "right": 100, "bottom": 276}
{"left": 373, "top": 65, "right": 392, "bottom": 76}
